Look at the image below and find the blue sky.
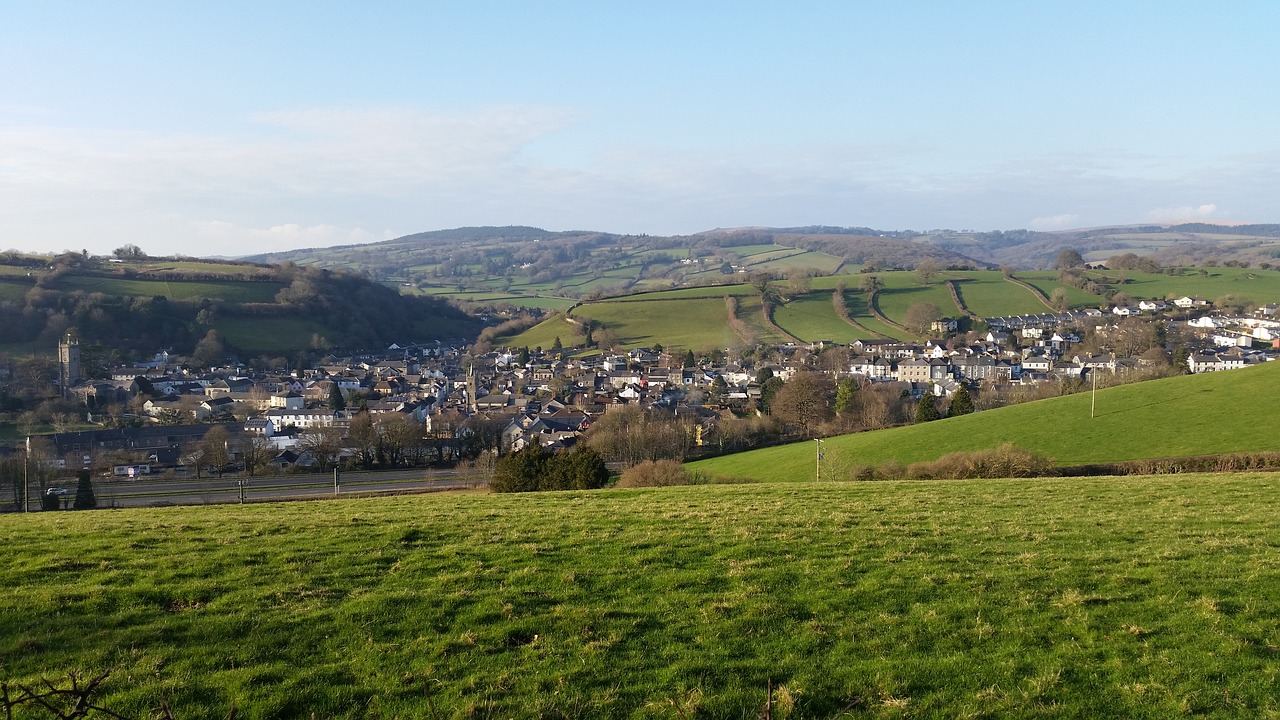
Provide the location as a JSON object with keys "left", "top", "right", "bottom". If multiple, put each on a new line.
{"left": 2, "top": 2, "right": 1277, "bottom": 256}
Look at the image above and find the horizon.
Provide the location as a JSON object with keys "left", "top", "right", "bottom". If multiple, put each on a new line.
{"left": 3, "top": 3, "right": 1278, "bottom": 257}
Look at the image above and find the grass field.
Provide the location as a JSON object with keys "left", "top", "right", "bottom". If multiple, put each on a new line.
{"left": 872, "top": 275, "right": 962, "bottom": 328}
{"left": 1101, "top": 268, "right": 1280, "bottom": 305}
{"left": 215, "top": 317, "right": 337, "bottom": 353}
{"left": 690, "top": 360, "right": 1280, "bottom": 482}
{"left": 583, "top": 297, "right": 744, "bottom": 350}
{"left": 0, "top": 277, "right": 34, "bottom": 300}
{"left": 771, "top": 292, "right": 869, "bottom": 343}
{"left": 4, "top": 474, "right": 1280, "bottom": 718}
{"left": 54, "top": 276, "right": 284, "bottom": 303}
{"left": 950, "top": 272, "right": 1048, "bottom": 316}
{"left": 1016, "top": 272, "right": 1105, "bottom": 309}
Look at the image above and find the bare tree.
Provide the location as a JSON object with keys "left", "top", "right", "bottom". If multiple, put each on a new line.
{"left": 300, "top": 425, "right": 345, "bottom": 471}
{"left": 769, "top": 371, "right": 835, "bottom": 437}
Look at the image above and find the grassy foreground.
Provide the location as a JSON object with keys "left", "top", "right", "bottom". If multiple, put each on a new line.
{"left": 690, "top": 361, "right": 1280, "bottom": 482}
{"left": 4, "top": 476, "right": 1280, "bottom": 718}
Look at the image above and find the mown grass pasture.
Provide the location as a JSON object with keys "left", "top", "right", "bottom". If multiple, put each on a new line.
{"left": 771, "top": 292, "right": 868, "bottom": 343}
{"left": 53, "top": 276, "right": 284, "bottom": 303}
{"left": 215, "top": 317, "right": 339, "bottom": 353}
{"left": 690, "top": 360, "right": 1280, "bottom": 482}
{"left": 1099, "top": 267, "right": 1280, "bottom": 305}
{"left": 4, "top": 474, "right": 1280, "bottom": 718}
{"left": 949, "top": 272, "right": 1049, "bottom": 316}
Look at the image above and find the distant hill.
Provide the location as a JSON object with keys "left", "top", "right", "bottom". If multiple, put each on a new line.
{"left": 242, "top": 225, "right": 989, "bottom": 281}
{"left": 0, "top": 252, "right": 480, "bottom": 359}
{"left": 689, "top": 360, "right": 1280, "bottom": 481}
{"left": 917, "top": 223, "right": 1280, "bottom": 268}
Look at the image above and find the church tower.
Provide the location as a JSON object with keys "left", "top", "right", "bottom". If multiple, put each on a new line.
{"left": 465, "top": 362, "right": 478, "bottom": 414}
{"left": 58, "top": 333, "right": 81, "bottom": 398}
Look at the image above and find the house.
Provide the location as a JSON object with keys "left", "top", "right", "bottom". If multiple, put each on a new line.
{"left": 1138, "top": 300, "right": 1168, "bottom": 312}
{"left": 269, "top": 392, "right": 305, "bottom": 410}
{"left": 1174, "top": 296, "right": 1209, "bottom": 309}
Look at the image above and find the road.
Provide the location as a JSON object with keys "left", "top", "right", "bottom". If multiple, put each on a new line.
{"left": 83, "top": 468, "right": 490, "bottom": 508}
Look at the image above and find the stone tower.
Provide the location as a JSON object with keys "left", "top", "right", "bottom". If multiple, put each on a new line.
{"left": 58, "top": 333, "right": 81, "bottom": 397}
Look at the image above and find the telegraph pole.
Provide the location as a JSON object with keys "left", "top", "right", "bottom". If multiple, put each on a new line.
{"left": 23, "top": 435, "right": 30, "bottom": 513}
{"left": 1090, "top": 368, "right": 1097, "bottom": 419}
{"left": 815, "top": 438, "right": 823, "bottom": 482}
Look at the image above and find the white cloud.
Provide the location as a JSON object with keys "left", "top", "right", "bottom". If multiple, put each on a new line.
{"left": 0, "top": 105, "right": 1277, "bottom": 256}
{"left": 1145, "top": 203, "right": 1218, "bottom": 222}
{"left": 1028, "top": 214, "right": 1081, "bottom": 231}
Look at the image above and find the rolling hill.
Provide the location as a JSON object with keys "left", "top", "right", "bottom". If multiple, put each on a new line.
{"left": 0, "top": 253, "right": 480, "bottom": 358}
{"left": 688, "top": 360, "right": 1280, "bottom": 482}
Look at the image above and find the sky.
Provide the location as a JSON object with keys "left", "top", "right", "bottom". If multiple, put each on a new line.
{"left": 2, "top": 2, "right": 1278, "bottom": 257}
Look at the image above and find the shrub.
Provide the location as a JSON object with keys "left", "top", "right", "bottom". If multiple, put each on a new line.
{"left": 904, "top": 443, "right": 1056, "bottom": 480}
{"left": 616, "top": 460, "right": 690, "bottom": 488}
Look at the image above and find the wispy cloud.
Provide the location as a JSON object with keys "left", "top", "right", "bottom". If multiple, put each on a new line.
{"left": 1028, "top": 214, "right": 1080, "bottom": 231}
{"left": 0, "top": 105, "right": 1277, "bottom": 256}
{"left": 1145, "top": 203, "right": 1218, "bottom": 222}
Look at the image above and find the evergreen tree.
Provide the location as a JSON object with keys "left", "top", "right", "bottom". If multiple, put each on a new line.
{"left": 551, "top": 336, "right": 563, "bottom": 352}
{"left": 491, "top": 444, "right": 547, "bottom": 493}
{"left": 759, "top": 376, "right": 785, "bottom": 415}
{"left": 73, "top": 470, "right": 97, "bottom": 510}
{"left": 683, "top": 350, "right": 697, "bottom": 368}
{"left": 914, "top": 390, "right": 941, "bottom": 423}
{"left": 834, "top": 377, "right": 858, "bottom": 416}
{"left": 948, "top": 384, "right": 975, "bottom": 417}
{"left": 546, "top": 446, "right": 610, "bottom": 490}
{"left": 327, "top": 382, "right": 346, "bottom": 411}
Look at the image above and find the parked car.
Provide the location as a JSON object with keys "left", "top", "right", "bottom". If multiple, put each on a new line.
{"left": 45, "top": 487, "right": 72, "bottom": 496}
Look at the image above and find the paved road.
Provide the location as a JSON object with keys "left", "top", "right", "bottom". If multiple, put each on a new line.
{"left": 81, "top": 469, "right": 489, "bottom": 508}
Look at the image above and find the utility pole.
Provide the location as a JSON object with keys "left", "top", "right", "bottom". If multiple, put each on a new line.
{"left": 815, "top": 438, "right": 823, "bottom": 482}
{"left": 1091, "top": 368, "right": 1097, "bottom": 419}
{"left": 334, "top": 467, "right": 340, "bottom": 496}
{"left": 23, "top": 435, "right": 30, "bottom": 513}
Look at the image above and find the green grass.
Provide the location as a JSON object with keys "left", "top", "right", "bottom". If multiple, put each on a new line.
{"left": 1017, "top": 272, "right": 1105, "bottom": 309}
{"left": 5, "top": 475, "right": 1280, "bottom": 717}
{"left": 748, "top": 250, "right": 846, "bottom": 274}
{"left": 215, "top": 317, "right": 338, "bottom": 352}
{"left": 873, "top": 276, "right": 962, "bottom": 327}
{"left": 584, "top": 297, "right": 743, "bottom": 350}
{"left": 54, "top": 276, "right": 284, "bottom": 303}
{"left": 0, "top": 278, "right": 34, "bottom": 300}
{"left": 1102, "top": 268, "right": 1280, "bottom": 305}
{"left": 951, "top": 272, "right": 1048, "bottom": 316}
{"left": 691, "top": 361, "right": 1280, "bottom": 482}
{"left": 771, "top": 292, "right": 870, "bottom": 343}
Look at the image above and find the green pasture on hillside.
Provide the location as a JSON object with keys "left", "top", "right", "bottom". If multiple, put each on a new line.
{"left": 54, "top": 276, "right": 284, "bottom": 303}
{"left": 215, "top": 317, "right": 337, "bottom": 353}
{"left": 133, "top": 261, "right": 278, "bottom": 279}
{"left": 734, "top": 294, "right": 794, "bottom": 345}
{"left": 690, "top": 361, "right": 1280, "bottom": 482}
{"left": 873, "top": 281, "right": 961, "bottom": 329}
{"left": 0, "top": 278, "right": 34, "bottom": 300}
{"left": 581, "top": 297, "right": 743, "bottom": 350}
{"left": 495, "top": 315, "right": 582, "bottom": 352}
{"left": 949, "top": 272, "right": 1048, "bottom": 316}
{"left": 747, "top": 250, "right": 845, "bottom": 274}
{"left": 1016, "top": 272, "right": 1105, "bottom": 309}
{"left": 4, "top": 475, "right": 1280, "bottom": 718}
{"left": 1100, "top": 268, "right": 1280, "bottom": 305}
{"left": 771, "top": 292, "right": 870, "bottom": 343}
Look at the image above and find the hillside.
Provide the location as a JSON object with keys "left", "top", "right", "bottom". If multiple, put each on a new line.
{"left": 920, "top": 223, "right": 1280, "bottom": 269}
{"left": 5, "top": 475, "right": 1280, "bottom": 717}
{"left": 689, "top": 360, "right": 1280, "bottom": 482}
{"left": 242, "top": 225, "right": 985, "bottom": 303}
{"left": 0, "top": 253, "right": 480, "bottom": 358}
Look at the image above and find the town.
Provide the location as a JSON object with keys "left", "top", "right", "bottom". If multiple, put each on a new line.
{"left": 15, "top": 296, "right": 1277, "bottom": 485}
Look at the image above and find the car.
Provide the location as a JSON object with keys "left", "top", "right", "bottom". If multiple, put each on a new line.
{"left": 45, "top": 487, "right": 72, "bottom": 496}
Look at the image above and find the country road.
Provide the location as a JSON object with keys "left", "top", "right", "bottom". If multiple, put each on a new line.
{"left": 53, "top": 469, "right": 491, "bottom": 509}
